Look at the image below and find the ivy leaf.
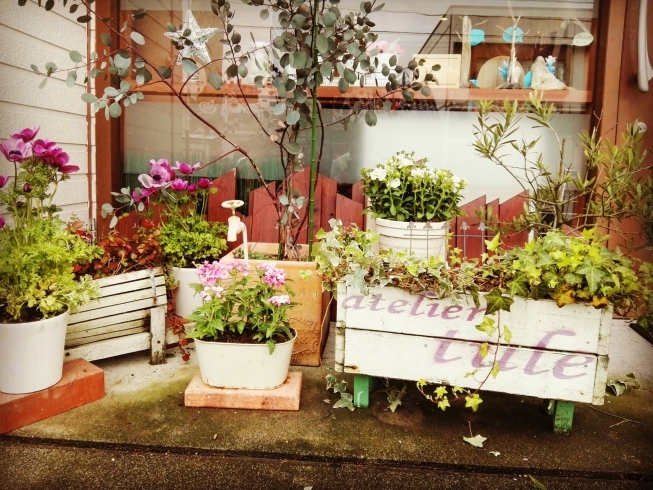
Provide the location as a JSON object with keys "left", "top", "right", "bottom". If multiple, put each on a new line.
{"left": 333, "top": 393, "right": 355, "bottom": 411}
{"left": 491, "top": 363, "right": 500, "bottom": 379}
{"left": 462, "top": 434, "right": 486, "bottom": 447}
{"left": 484, "top": 288, "right": 513, "bottom": 315}
{"left": 465, "top": 394, "right": 483, "bottom": 412}
{"left": 503, "top": 325, "right": 512, "bottom": 344}
{"left": 479, "top": 342, "right": 489, "bottom": 360}
{"left": 475, "top": 316, "right": 496, "bottom": 337}
{"left": 437, "top": 398, "right": 450, "bottom": 411}
{"left": 507, "top": 273, "right": 530, "bottom": 298}
{"left": 388, "top": 398, "right": 402, "bottom": 413}
{"left": 485, "top": 233, "right": 501, "bottom": 251}
{"left": 575, "top": 261, "right": 607, "bottom": 296}
{"left": 551, "top": 287, "right": 576, "bottom": 307}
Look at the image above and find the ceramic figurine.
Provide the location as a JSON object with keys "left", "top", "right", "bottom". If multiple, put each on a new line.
{"left": 530, "top": 56, "right": 567, "bottom": 90}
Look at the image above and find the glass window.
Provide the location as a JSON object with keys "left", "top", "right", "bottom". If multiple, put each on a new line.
{"left": 121, "top": 0, "right": 598, "bottom": 206}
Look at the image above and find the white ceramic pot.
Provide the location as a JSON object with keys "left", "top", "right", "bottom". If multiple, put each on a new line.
{"left": 195, "top": 330, "right": 296, "bottom": 389}
{"left": 0, "top": 310, "right": 69, "bottom": 394}
{"left": 375, "top": 217, "right": 448, "bottom": 261}
{"left": 169, "top": 266, "right": 203, "bottom": 319}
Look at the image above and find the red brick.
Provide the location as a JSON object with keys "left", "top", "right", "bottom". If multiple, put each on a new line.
{"left": 0, "top": 359, "right": 104, "bottom": 434}
{"left": 185, "top": 371, "right": 302, "bottom": 411}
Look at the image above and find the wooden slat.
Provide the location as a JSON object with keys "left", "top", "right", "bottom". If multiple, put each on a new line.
{"left": 335, "top": 195, "right": 363, "bottom": 229}
{"left": 65, "top": 332, "right": 152, "bottom": 361}
{"left": 66, "top": 309, "right": 153, "bottom": 334}
{"left": 499, "top": 194, "right": 530, "bottom": 250}
{"left": 92, "top": 268, "right": 164, "bottom": 289}
{"left": 71, "top": 286, "right": 167, "bottom": 316}
{"left": 248, "top": 182, "right": 279, "bottom": 243}
{"left": 320, "top": 176, "right": 338, "bottom": 233}
{"left": 342, "top": 328, "right": 598, "bottom": 404}
{"left": 455, "top": 195, "right": 486, "bottom": 260}
{"left": 89, "top": 277, "right": 165, "bottom": 302}
{"left": 66, "top": 323, "right": 148, "bottom": 345}
{"left": 208, "top": 168, "right": 238, "bottom": 225}
{"left": 351, "top": 181, "right": 366, "bottom": 229}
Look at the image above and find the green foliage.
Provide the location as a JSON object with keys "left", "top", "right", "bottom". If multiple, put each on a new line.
{"left": 0, "top": 219, "right": 101, "bottom": 322}
{"left": 159, "top": 213, "right": 227, "bottom": 268}
{"left": 186, "top": 261, "right": 295, "bottom": 353}
{"left": 361, "top": 151, "right": 468, "bottom": 222}
{"left": 472, "top": 93, "right": 652, "bottom": 249}
{"left": 416, "top": 381, "right": 481, "bottom": 412}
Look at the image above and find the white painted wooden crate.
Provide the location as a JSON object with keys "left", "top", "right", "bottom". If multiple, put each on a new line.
{"left": 335, "top": 283, "right": 612, "bottom": 405}
{"left": 65, "top": 268, "right": 167, "bottom": 364}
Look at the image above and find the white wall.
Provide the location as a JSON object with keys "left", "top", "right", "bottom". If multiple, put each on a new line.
{"left": 0, "top": 0, "right": 90, "bottom": 223}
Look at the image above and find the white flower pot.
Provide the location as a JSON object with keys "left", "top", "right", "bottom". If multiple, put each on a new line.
{"left": 169, "top": 266, "right": 202, "bottom": 319}
{"left": 0, "top": 310, "right": 69, "bottom": 394}
{"left": 195, "top": 330, "right": 296, "bottom": 389}
{"left": 375, "top": 217, "right": 448, "bottom": 261}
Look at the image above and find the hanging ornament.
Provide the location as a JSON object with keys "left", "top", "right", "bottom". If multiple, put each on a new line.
{"left": 164, "top": 11, "right": 220, "bottom": 65}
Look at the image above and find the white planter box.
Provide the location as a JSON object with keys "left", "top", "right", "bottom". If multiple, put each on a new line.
{"left": 335, "top": 283, "right": 612, "bottom": 405}
{"left": 65, "top": 268, "right": 167, "bottom": 364}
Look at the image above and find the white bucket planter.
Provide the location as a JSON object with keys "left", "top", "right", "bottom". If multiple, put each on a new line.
{"left": 375, "top": 217, "right": 448, "bottom": 261}
{"left": 0, "top": 310, "right": 69, "bottom": 394}
{"left": 169, "top": 266, "right": 202, "bottom": 319}
{"left": 195, "top": 330, "right": 296, "bottom": 389}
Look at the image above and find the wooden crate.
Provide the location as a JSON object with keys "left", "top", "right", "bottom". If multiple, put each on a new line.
{"left": 335, "top": 283, "right": 611, "bottom": 406}
{"left": 65, "top": 268, "right": 167, "bottom": 364}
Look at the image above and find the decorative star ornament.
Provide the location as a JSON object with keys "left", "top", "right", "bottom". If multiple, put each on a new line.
{"left": 164, "top": 11, "right": 220, "bottom": 65}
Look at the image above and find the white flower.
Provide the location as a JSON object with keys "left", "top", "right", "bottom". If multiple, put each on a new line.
{"left": 389, "top": 178, "right": 401, "bottom": 188}
{"left": 410, "top": 168, "right": 425, "bottom": 178}
{"left": 370, "top": 167, "right": 387, "bottom": 181}
{"left": 452, "top": 176, "right": 461, "bottom": 185}
{"left": 459, "top": 178, "right": 468, "bottom": 188}
{"left": 397, "top": 156, "right": 414, "bottom": 168}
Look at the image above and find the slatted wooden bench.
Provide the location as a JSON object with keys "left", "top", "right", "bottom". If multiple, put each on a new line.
{"left": 65, "top": 268, "right": 167, "bottom": 364}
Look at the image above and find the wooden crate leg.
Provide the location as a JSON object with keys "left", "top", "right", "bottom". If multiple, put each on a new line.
{"left": 353, "top": 374, "right": 373, "bottom": 408}
{"left": 553, "top": 401, "right": 574, "bottom": 435}
{"left": 150, "top": 305, "right": 167, "bottom": 365}
{"left": 545, "top": 399, "right": 556, "bottom": 416}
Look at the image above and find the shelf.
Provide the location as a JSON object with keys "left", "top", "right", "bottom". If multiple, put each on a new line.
{"left": 136, "top": 81, "right": 592, "bottom": 105}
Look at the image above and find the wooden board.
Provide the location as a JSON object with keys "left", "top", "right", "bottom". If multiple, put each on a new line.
{"left": 455, "top": 195, "right": 486, "bottom": 260}
{"left": 499, "top": 194, "right": 530, "bottom": 250}
{"left": 337, "top": 285, "right": 610, "bottom": 355}
{"left": 341, "top": 328, "right": 603, "bottom": 404}
{"left": 335, "top": 194, "right": 363, "bottom": 229}
{"left": 68, "top": 294, "right": 166, "bottom": 328}
{"left": 65, "top": 332, "right": 152, "bottom": 362}
{"left": 208, "top": 168, "right": 238, "bottom": 225}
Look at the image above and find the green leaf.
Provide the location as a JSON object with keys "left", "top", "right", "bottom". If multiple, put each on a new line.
{"left": 484, "top": 288, "right": 514, "bottom": 315}
{"left": 30, "top": 64, "right": 39, "bottom": 74}
{"left": 109, "top": 102, "right": 122, "bottom": 118}
{"left": 320, "top": 61, "right": 333, "bottom": 78}
{"left": 286, "top": 111, "right": 300, "bottom": 125}
{"left": 420, "top": 85, "right": 431, "bottom": 96}
{"left": 182, "top": 58, "right": 198, "bottom": 75}
{"left": 575, "top": 261, "right": 607, "bottom": 296}
{"left": 333, "top": 393, "right": 355, "bottom": 411}
{"left": 130, "top": 31, "right": 145, "bottom": 45}
{"left": 364, "top": 110, "right": 377, "bottom": 127}
{"left": 77, "top": 15, "right": 92, "bottom": 23}
{"left": 338, "top": 77, "right": 349, "bottom": 93}
{"left": 479, "top": 342, "right": 489, "bottom": 360}
{"left": 81, "top": 93, "right": 98, "bottom": 103}
{"left": 322, "top": 11, "right": 337, "bottom": 27}
{"left": 38, "top": 78, "right": 47, "bottom": 89}
{"left": 119, "top": 80, "right": 131, "bottom": 93}
{"left": 475, "top": 316, "right": 496, "bottom": 337}
{"left": 528, "top": 475, "right": 548, "bottom": 490}
{"left": 158, "top": 66, "right": 172, "bottom": 79}
{"left": 343, "top": 68, "right": 357, "bottom": 84}
{"left": 238, "top": 64, "right": 248, "bottom": 78}
{"left": 491, "top": 363, "right": 500, "bottom": 379}
{"left": 286, "top": 142, "right": 301, "bottom": 155}
{"left": 66, "top": 71, "right": 77, "bottom": 87}
{"left": 316, "top": 34, "right": 328, "bottom": 54}
{"left": 208, "top": 72, "right": 223, "bottom": 90}
{"left": 69, "top": 50, "right": 83, "bottom": 63}
{"left": 503, "top": 325, "right": 512, "bottom": 344}
{"left": 462, "top": 433, "right": 486, "bottom": 447}
{"left": 465, "top": 394, "right": 483, "bottom": 412}
{"left": 260, "top": 9, "right": 269, "bottom": 20}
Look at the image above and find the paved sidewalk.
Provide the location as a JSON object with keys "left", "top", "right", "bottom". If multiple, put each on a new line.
{"left": 1, "top": 320, "right": 652, "bottom": 489}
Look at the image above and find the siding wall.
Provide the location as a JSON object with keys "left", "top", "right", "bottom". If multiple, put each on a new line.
{"left": 0, "top": 0, "right": 91, "bottom": 223}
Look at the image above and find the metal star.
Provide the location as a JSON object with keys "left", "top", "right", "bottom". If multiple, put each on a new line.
{"left": 164, "top": 11, "right": 220, "bottom": 65}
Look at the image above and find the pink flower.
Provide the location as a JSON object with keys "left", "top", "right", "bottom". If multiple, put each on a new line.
{"left": 0, "top": 175, "right": 9, "bottom": 188}
{"left": 170, "top": 178, "right": 188, "bottom": 191}
{"left": 172, "top": 161, "right": 201, "bottom": 175}
{"left": 0, "top": 216, "right": 4, "bottom": 229}
{"left": 10, "top": 127, "right": 39, "bottom": 142}
{"left": 259, "top": 262, "right": 286, "bottom": 287}
{"left": 45, "top": 147, "right": 78, "bottom": 174}
{"left": 198, "top": 178, "right": 211, "bottom": 189}
{"left": 231, "top": 260, "right": 251, "bottom": 274}
{"left": 187, "top": 183, "right": 198, "bottom": 193}
{"left": 139, "top": 159, "right": 175, "bottom": 188}
{"left": 267, "top": 295, "right": 291, "bottom": 306}
{"left": 31, "top": 139, "right": 57, "bottom": 157}
{"left": 132, "top": 187, "right": 156, "bottom": 203}
{"left": 200, "top": 285, "right": 224, "bottom": 301}
{"left": 0, "top": 139, "right": 30, "bottom": 163}
{"left": 196, "top": 260, "right": 233, "bottom": 287}
{"left": 22, "top": 183, "right": 32, "bottom": 193}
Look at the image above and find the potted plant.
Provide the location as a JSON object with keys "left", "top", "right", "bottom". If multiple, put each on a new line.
{"left": 0, "top": 127, "right": 102, "bottom": 394}
{"left": 67, "top": 226, "right": 168, "bottom": 364}
{"left": 186, "top": 260, "right": 297, "bottom": 390}
{"left": 361, "top": 151, "right": 467, "bottom": 260}
{"left": 315, "top": 220, "right": 649, "bottom": 426}
{"left": 104, "top": 159, "right": 228, "bottom": 318}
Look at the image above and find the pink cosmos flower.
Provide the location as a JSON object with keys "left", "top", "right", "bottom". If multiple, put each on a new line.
{"left": 198, "top": 177, "right": 211, "bottom": 189}
{"left": 172, "top": 161, "right": 201, "bottom": 175}
{"left": 0, "top": 139, "right": 30, "bottom": 163}
{"left": 267, "top": 295, "right": 291, "bottom": 307}
{"left": 139, "top": 159, "right": 175, "bottom": 188}
{"left": 170, "top": 178, "right": 188, "bottom": 191}
{"left": 11, "top": 127, "right": 40, "bottom": 143}
{"left": 0, "top": 175, "right": 9, "bottom": 188}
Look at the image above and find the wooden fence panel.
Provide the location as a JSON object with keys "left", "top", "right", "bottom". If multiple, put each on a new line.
{"left": 499, "top": 194, "right": 530, "bottom": 250}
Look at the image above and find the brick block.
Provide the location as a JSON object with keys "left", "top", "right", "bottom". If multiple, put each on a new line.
{"left": 0, "top": 359, "right": 104, "bottom": 434}
{"left": 185, "top": 371, "right": 302, "bottom": 411}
